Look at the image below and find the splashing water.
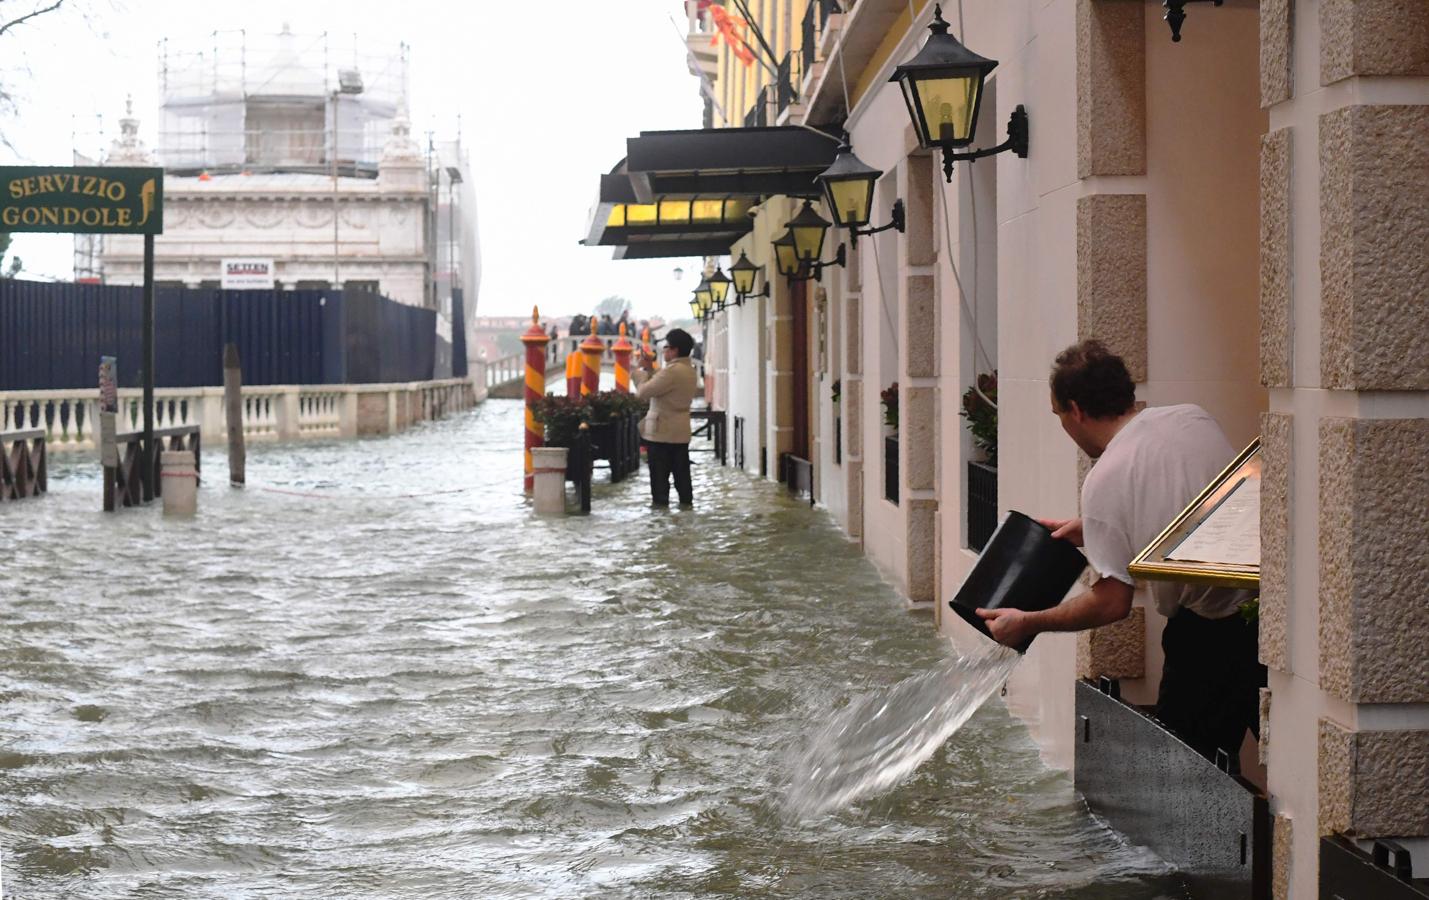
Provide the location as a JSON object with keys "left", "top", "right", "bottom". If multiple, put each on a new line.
{"left": 785, "top": 641, "right": 1021, "bottom": 819}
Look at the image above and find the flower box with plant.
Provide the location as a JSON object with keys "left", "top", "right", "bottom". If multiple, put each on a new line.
{"left": 960, "top": 371, "right": 998, "bottom": 466}
{"left": 831, "top": 379, "right": 841, "bottom": 405}
{"left": 880, "top": 382, "right": 899, "bottom": 430}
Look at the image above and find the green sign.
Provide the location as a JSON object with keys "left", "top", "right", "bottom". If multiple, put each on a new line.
{"left": 0, "top": 166, "right": 163, "bottom": 235}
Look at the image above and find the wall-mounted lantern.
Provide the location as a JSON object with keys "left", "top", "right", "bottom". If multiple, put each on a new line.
{"left": 729, "top": 251, "right": 769, "bottom": 303}
{"left": 777, "top": 201, "right": 847, "bottom": 282}
{"left": 707, "top": 267, "right": 732, "bottom": 311}
{"left": 891, "top": 4, "right": 1029, "bottom": 182}
{"left": 693, "top": 277, "right": 713, "bottom": 319}
{"left": 816, "top": 142, "right": 906, "bottom": 249}
{"left": 1163, "top": 0, "right": 1222, "bottom": 42}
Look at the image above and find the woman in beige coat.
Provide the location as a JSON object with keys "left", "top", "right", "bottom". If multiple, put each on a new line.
{"left": 633, "top": 328, "right": 699, "bottom": 507}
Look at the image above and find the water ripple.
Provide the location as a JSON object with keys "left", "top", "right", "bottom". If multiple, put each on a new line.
{"left": 0, "top": 401, "right": 1179, "bottom": 898}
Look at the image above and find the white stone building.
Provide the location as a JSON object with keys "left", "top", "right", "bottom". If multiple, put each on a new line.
{"left": 99, "top": 28, "right": 479, "bottom": 369}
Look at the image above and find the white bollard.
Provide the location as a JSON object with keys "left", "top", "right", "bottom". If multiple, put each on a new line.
{"left": 161, "top": 450, "right": 198, "bottom": 516}
{"left": 530, "top": 447, "right": 569, "bottom": 516}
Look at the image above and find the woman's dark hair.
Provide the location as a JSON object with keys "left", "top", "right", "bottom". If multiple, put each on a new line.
{"left": 664, "top": 328, "right": 695, "bottom": 357}
{"left": 1049, "top": 340, "right": 1135, "bottom": 419}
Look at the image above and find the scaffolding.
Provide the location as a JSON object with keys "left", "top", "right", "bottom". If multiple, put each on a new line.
{"left": 156, "top": 27, "right": 409, "bottom": 175}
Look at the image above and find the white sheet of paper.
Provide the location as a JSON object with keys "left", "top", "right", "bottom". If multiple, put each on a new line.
{"left": 1166, "top": 475, "right": 1260, "bottom": 566}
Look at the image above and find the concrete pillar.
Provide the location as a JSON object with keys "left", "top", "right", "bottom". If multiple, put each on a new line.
{"left": 275, "top": 388, "right": 301, "bottom": 441}
{"left": 531, "top": 447, "right": 568, "bottom": 515}
{"left": 160, "top": 450, "right": 197, "bottom": 516}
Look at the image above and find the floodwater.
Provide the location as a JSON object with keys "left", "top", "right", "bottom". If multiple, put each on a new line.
{"left": 1, "top": 400, "right": 1182, "bottom": 898}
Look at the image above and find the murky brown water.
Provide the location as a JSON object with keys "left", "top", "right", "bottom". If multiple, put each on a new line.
{"left": 1, "top": 400, "right": 1182, "bottom": 898}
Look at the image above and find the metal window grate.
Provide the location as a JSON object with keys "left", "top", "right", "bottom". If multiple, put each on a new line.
{"left": 967, "top": 460, "right": 998, "bottom": 551}
{"left": 884, "top": 435, "right": 899, "bottom": 504}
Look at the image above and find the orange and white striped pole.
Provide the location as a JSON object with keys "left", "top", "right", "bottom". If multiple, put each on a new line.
{"left": 564, "top": 350, "right": 581, "bottom": 397}
{"left": 612, "top": 323, "right": 633, "bottom": 393}
{"left": 520, "top": 306, "right": 550, "bottom": 492}
{"left": 641, "top": 326, "right": 658, "bottom": 371}
{"left": 580, "top": 318, "right": 605, "bottom": 396}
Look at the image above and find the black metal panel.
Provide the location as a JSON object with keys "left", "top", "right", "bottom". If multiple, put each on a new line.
{"left": 612, "top": 239, "right": 746, "bottom": 261}
{"left": 967, "top": 460, "right": 997, "bottom": 551}
{"left": 626, "top": 125, "right": 838, "bottom": 175}
{"left": 884, "top": 435, "right": 899, "bottom": 504}
{"left": 632, "top": 170, "right": 824, "bottom": 200}
{"left": 0, "top": 279, "right": 433, "bottom": 389}
{"left": 1321, "top": 836, "right": 1429, "bottom": 900}
{"left": 1075, "top": 679, "right": 1270, "bottom": 899}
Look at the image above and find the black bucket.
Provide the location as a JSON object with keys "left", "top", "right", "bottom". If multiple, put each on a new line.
{"left": 949, "top": 511, "right": 1088, "bottom": 654}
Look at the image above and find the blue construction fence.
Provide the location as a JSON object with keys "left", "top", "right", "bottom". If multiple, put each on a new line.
{"left": 0, "top": 279, "right": 439, "bottom": 390}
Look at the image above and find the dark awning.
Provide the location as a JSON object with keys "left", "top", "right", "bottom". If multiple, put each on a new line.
{"left": 582, "top": 126, "right": 841, "bottom": 260}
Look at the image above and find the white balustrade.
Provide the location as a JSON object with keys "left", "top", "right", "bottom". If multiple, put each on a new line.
{"left": 0, "top": 377, "right": 476, "bottom": 451}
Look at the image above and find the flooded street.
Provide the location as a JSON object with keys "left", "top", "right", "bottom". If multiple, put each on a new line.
{"left": 2, "top": 400, "right": 1180, "bottom": 898}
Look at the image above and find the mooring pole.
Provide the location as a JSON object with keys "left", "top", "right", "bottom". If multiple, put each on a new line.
{"left": 580, "top": 319, "right": 605, "bottom": 397}
{"left": 612, "top": 322, "right": 633, "bottom": 394}
{"left": 141, "top": 233, "right": 156, "bottom": 503}
{"left": 520, "top": 306, "right": 551, "bottom": 492}
{"left": 224, "top": 342, "right": 245, "bottom": 486}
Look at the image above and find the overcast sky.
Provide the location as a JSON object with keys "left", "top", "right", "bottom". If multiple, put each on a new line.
{"left": 0, "top": 0, "right": 706, "bottom": 321}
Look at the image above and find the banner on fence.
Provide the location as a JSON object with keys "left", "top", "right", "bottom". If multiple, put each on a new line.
{"left": 0, "top": 166, "right": 164, "bottom": 234}
{"left": 221, "top": 259, "right": 276, "bottom": 290}
{"left": 98, "top": 356, "right": 119, "bottom": 466}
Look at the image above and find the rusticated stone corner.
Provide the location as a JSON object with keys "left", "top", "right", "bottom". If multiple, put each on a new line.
{"left": 1321, "top": 0, "right": 1429, "bottom": 85}
{"left": 1077, "top": 0, "right": 1146, "bottom": 177}
{"left": 1260, "top": 130, "right": 1293, "bottom": 388}
{"left": 845, "top": 295, "right": 862, "bottom": 375}
{"left": 1273, "top": 813, "right": 1292, "bottom": 900}
{"left": 906, "top": 498, "right": 938, "bottom": 603}
{"left": 846, "top": 242, "right": 861, "bottom": 293}
{"left": 1320, "top": 719, "right": 1429, "bottom": 837}
{"left": 1319, "top": 417, "right": 1429, "bottom": 703}
{"left": 845, "top": 378, "right": 863, "bottom": 461}
{"left": 903, "top": 387, "right": 938, "bottom": 492}
{"left": 1077, "top": 194, "right": 1148, "bottom": 382}
{"left": 905, "top": 275, "right": 936, "bottom": 379}
{"left": 904, "top": 155, "right": 935, "bottom": 267}
{"left": 1261, "top": 0, "right": 1294, "bottom": 107}
{"left": 1259, "top": 413, "right": 1293, "bottom": 672}
{"left": 847, "top": 459, "right": 864, "bottom": 540}
{"left": 1076, "top": 606, "right": 1146, "bottom": 679}
{"left": 1320, "top": 105, "right": 1429, "bottom": 391}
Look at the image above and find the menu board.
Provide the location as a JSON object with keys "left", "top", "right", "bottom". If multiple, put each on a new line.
{"left": 1128, "top": 438, "right": 1261, "bottom": 589}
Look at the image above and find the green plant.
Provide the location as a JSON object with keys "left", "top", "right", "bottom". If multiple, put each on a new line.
{"left": 880, "top": 382, "right": 899, "bottom": 430}
{"left": 960, "top": 371, "right": 998, "bottom": 465}
{"left": 532, "top": 391, "right": 647, "bottom": 448}
{"left": 831, "top": 379, "right": 841, "bottom": 404}
{"left": 532, "top": 394, "right": 587, "bottom": 448}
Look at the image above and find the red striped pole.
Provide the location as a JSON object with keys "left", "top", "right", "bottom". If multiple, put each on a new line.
{"left": 565, "top": 350, "right": 581, "bottom": 397}
{"left": 580, "top": 319, "right": 605, "bottom": 396}
{"left": 612, "top": 322, "right": 633, "bottom": 393}
{"left": 520, "top": 306, "right": 550, "bottom": 492}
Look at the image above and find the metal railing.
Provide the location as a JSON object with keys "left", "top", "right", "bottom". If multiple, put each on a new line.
{"left": 0, "top": 428, "right": 46, "bottom": 501}
{"left": 777, "top": 53, "right": 799, "bottom": 115}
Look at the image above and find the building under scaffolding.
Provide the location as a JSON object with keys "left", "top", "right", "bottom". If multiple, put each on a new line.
{"left": 95, "top": 26, "right": 480, "bottom": 375}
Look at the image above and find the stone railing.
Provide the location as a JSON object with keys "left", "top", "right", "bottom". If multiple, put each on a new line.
{"left": 0, "top": 377, "right": 477, "bottom": 452}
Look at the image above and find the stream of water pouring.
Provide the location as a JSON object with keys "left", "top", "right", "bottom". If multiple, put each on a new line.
{"left": 785, "top": 641, "right": 1021, "bottom": 820}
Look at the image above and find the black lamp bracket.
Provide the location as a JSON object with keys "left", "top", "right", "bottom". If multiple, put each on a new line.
{"left": 789, "top": 243, "right": 848, "bottom": 282}
{"left": 733, "top": 283, "right": 771, "bottom": 305}
{"left": 1164, "top": 0, "right": 1222, "bottom": 43}
{"left": 940, "top": 104, "right": 1030, "bottom": 182}
{"left": 850, "top": 199, "right": 906, "bottom": 249}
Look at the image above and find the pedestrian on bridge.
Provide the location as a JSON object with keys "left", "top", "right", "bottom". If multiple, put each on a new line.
{"left": 634, "top": 328, "right": 698, "bottom": 508}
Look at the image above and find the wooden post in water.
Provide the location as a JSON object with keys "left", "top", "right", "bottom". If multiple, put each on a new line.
{"left": 224, "top": 343, "right": 245, "bottom": 486}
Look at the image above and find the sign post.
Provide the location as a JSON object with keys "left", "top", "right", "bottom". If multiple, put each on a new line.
{"left": 0, "top": 165, "right": 164, "bottom": 502}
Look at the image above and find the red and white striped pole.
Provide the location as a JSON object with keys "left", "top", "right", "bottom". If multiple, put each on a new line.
{"left": 612, "top": 322, "right": 633, "bottom": 393}
{"left": 520, "top": 306, "right": 550, "bottom": 492}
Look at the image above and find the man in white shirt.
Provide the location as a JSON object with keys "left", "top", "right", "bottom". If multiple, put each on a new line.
{"left": 978, "top": 340, "right": 1263, "bottom": 761}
